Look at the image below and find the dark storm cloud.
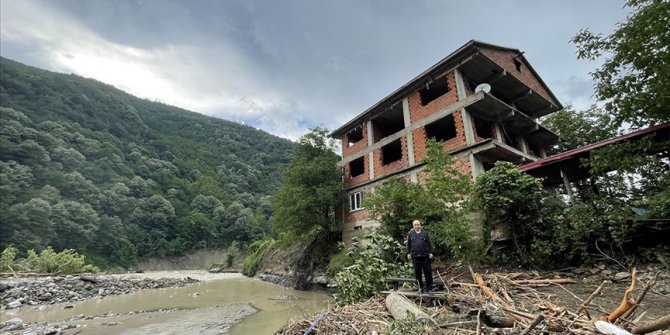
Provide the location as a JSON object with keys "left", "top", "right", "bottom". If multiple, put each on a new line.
{"left": 1, "top": 0, "right": 629, "bottom": 139}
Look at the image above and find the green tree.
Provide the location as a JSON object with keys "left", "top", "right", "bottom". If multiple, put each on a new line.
{"left": 571, "top": 0, "right": 670, "bottom": 128}
{"left": 474, "top": 161, "right": 544, "bottom": 263}
{"left": 366, "top": 140, "right": 480, "bottom": 261}
{"left": 272, "top": 128, "right": 343, "bottom": 239}
{"left": 51, "top": 201, "right": 99, "bottom": 251}
{"left": 3, "top": 198, "right": 54, "bottom": 251}
{"left": 542, "top": 106, "right": 618, "bottom": 154}
{"left": 366, "top": 178, "right": 425, "bottom": 240}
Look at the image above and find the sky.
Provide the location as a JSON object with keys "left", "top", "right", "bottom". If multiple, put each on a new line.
{"left": 0, "top": 0, "right": 631, "bottom": 141}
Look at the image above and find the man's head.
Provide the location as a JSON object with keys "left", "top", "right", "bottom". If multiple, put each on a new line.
{"left": 412, "top": 219, "right": 422, "bottom": 232}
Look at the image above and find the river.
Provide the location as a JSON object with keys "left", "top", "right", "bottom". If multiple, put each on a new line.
{"left": 1, "top": 273, "right": 331, "bottom": 334}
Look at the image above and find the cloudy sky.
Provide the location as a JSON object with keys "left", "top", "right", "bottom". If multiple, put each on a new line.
{"left": 1, "top": 0, "right": 630, "bottom": 140}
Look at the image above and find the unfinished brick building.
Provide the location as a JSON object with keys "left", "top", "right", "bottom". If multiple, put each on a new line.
{"left": 330, "top": 40, "right": 563, "bottom": 241}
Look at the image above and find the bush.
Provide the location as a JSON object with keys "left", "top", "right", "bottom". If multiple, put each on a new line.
{"left": 0, "top": 245, "right": 23, "bottom": 272}
{"left": 25, "top": 247, "right": 99, "bottom": 274}
{"left": 333, "top": 231, "right": 411, "bottom": 305}
{"left": 366, "top": 140, "right": 483, "bottom": 263}
{"left": 474, "top": 161, "right": 544, "bottom": 263}
{"left": 326, "top": 245, "right": 353, "bottom": 275}
{"left": 241, "top": 237, "right": 276, "bottom": 276}
{"left": 0, "top": 246, "right": 99, "bottom": 274}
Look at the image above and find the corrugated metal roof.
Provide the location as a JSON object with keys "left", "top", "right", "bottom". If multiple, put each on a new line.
{"left": 520, "top": 122, "right": 670, "bottom": 172}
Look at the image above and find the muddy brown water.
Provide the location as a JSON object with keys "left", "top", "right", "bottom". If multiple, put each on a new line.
{"left": 1, "top": 275, "right": 331, "bottom": 334}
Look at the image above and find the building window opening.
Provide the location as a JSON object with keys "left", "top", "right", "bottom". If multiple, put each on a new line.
{"left": 349, "top": 157, "right": 365, "bottom": 177}
{"left": 381, "top": 139, "right": 403, "bottom": 165}
{"left": 474, "top": 117, "right": 494, "bottom": 139}
{"left": 347, "top": 127, "right": 363, "bottom": 147}
{"left": 425, "top": 114, "right": 457, "bottom": 142}
{"left": 350, "top": 191, "right": 364, "bottom": 211}
{"left": 371, "top": 103, "right": 405, "bottom": 142}
{"left": 483, "top": 162, "right": 495, "bottom": 172}
{"left": 419, "top": 77, "right": 449, "bottom": 106}
{"left": 502, "top": 130, "right": 521, "bottom": 150}
{"left": 528, "top": 142, "right": 543, "bottom": 158}
{"left": 514, "top": 58, "right": 524, "bottom": 72}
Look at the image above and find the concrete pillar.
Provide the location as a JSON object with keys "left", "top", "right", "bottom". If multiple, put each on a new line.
{"left": 469, "top": 153, "right": 484, "bottom": 179}
{"left": 494, "top": 124, "right": 504, "bottom": 142}
{"left": 367, "top": 121, "right": 375, "bottom": 179}
{"left": 455, "top": 69, "right": 475, "bottom": 145}
{"left": 560, "top": 166, "right": 574, "bottom": 204}
{"left": 402, "top": 98, "right": 416, "bottom": 166}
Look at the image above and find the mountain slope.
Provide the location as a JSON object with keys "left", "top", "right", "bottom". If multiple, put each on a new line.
{"left": 0, "top": 57, "right": 295, "bottom": 266}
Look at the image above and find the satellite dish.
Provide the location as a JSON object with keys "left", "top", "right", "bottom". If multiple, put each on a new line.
{"left": 475, "top": 83, "right": 491, "bottom": 94}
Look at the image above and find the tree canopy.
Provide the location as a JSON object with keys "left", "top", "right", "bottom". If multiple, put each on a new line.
{"left": 0, "top": 57, "right": 295, "bottom": 266}
{"left": 271, "top": 128, "right": 343, "bottom": 240}
{"left": 571, "top": 0, "right": 670, "bottom": 128}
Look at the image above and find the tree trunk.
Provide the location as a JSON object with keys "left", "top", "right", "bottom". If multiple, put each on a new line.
{"left": 385, "top": 292, "right": 433, "bottom": 323}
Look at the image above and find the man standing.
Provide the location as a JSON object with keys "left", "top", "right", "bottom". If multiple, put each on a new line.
{"left": 406, "top": 219, "right": 433, "bottom": 293}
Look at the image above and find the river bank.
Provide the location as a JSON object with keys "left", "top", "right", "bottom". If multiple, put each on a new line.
{"left": 0, "top": 271, "right": 329, "bottom": 335}
{"left": 0, "top": 271, "right": 243, "bottom": 311}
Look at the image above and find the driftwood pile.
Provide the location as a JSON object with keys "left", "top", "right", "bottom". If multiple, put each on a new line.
{"left": 274, "top": 266, "right": 669, "bottom": 335}
{"left": 274, "top": 296, "right": 392, "bottom": 334}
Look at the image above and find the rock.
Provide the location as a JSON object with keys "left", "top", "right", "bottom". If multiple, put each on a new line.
{"left": 64, "top": 305, "right": 74, "bottom": 309}
{"left": 7, "top": 300, "right": 22, "bottom": 309}
{"left": 0, "top": 282, "right": 13, "bottom": 292}
{"left": 614, "top": 272, "right": 631, "bottom": 281}
{"left": 2, "top": 317, "right": 24, "bottom": 331}
{"left": 602, "top": 269, "right": 613, "bottom": 276}
{"left": 311, "top": 275, "right": 330, "bottom": 285}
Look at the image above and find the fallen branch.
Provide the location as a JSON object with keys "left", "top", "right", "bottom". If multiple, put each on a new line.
{"left": 632, "top": 314, "right": 670, "bottom": 334}
{"left": 607, "top": 268, "right": 637, "bottom": 322}
{"left": 622, "top": 272, "right": 660, "bottom": 321}
{"left": 512, "top": 278, "right": 576, "bottom": 285}
{"left": 577, "top": 280, "right": 608, "bottom": 320}
{"left": 519, "top": 314, "right": 545, "bottom": 335}
{"left": 385, "top": 292, "right": 434, "bottom": 325}
{"left": 469, "top": 266, "right": 510, "bottom": 309}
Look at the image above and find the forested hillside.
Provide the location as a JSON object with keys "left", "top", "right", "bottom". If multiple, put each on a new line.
{"left": 0, "top": 57, "right": 295, "bottom": 267}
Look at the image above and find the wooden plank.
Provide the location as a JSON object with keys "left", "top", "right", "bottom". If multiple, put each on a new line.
{"left": 381, "top": 291, "right": 447, "bottom": 299}
{"left": 387, "top": 277, "right": 446, "bottom": 285}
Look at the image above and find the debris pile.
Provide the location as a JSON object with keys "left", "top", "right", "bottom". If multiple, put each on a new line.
{"left": 275, "top": 266, "right": 669, "bottom": 334}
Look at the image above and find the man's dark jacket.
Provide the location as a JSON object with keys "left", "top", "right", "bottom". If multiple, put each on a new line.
{"left": 407, "top": 229, "right": 432, "bottom": 257}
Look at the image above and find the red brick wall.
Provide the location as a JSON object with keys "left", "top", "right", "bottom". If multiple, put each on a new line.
{"left": 373, "top": 136, "right": 409, "bottom": 177}
{"left": 345, "top": 207, "right": 369, "bottom": 224}
{"left": 371, "top": 122, "right": 385, "bottom": 143}
{"left": 408, "top": 71, "right": 459, "bottom": 124}
{"left": 343, "top": 155, "right": 369, "bottom": 188}
{"left": 341, "top": 124, "right": 368, "bottom": 158}
{"left": 479, "top": 48, "right": 556, "bottom": 105}
{"left": 454, "top": 156, "right": 472, "bottom": 176}
{"left": 413, "top": 110, "right": 467, "bottom": 162}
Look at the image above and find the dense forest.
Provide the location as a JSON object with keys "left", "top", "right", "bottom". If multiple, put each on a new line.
{"left": 0, "top": 57, "right": 295, "bottom": 267}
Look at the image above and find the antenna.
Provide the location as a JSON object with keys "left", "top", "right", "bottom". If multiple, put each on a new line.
{"left": 475, "top": 83, "right": 491, "bottom": 94}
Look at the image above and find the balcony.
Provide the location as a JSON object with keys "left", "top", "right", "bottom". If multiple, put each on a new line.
{"left": 467, "top": 91, "right": 559, "bottom": 147}
{"left": 459, "top": 53, "right": 559, "bottom": 118}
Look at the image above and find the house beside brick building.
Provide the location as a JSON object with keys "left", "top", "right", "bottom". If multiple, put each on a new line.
{"left": 330, "top": 40, "right": 564, "bottom": 242}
